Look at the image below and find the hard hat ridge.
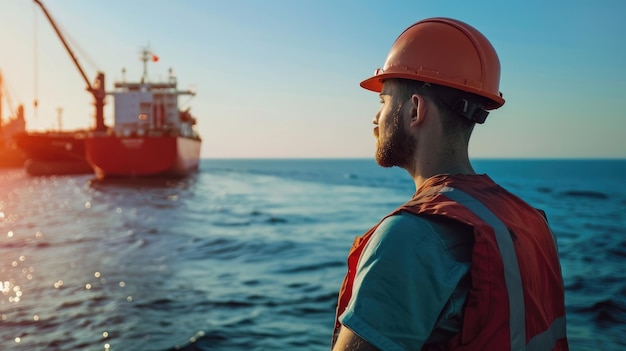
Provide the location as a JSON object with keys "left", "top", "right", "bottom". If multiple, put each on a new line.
{"left": 361, "top": 17, "right": 505, "bottom": 110}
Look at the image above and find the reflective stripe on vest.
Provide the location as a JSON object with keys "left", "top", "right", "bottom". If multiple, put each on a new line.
{"left": 440, "top": 186, "right": 566, "bottom": 351}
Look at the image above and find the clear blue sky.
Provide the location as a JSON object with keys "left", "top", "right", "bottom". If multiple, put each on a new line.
{"left": 0, "top": 0, "right": 624, "bottom": 158}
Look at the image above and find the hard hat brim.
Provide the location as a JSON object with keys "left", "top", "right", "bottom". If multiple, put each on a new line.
{"left": 360, "top": 72, "right": 505, "bottom": 110}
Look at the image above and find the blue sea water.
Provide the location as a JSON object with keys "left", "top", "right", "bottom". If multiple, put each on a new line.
{"left": 0, "top": 158, "right": 624, "bottom": 350}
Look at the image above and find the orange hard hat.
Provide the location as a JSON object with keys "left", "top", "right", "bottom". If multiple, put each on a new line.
{"left": 361, "top": 17, "right": 505, "bottom": 110}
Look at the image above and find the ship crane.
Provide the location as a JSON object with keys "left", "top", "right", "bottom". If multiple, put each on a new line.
{"left": 32, "top": 0, "right": 107, "bottom": 132}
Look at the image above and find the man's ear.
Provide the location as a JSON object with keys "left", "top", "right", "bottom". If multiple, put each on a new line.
{"left": 410, "top": 94, "right": 427, "bottom": 126}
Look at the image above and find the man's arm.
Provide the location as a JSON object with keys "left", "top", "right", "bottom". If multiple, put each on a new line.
{"left": 332, "top": 326, "right": 380, "bottom": 351}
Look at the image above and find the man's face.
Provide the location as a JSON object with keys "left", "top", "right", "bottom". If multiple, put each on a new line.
{"left": 373, "top": 85, "right": 416, "bottom": 168}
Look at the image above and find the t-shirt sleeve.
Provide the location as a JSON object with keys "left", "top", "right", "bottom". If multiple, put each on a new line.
{"left": 338, "top": 213, "right": 470, "bottom": 351}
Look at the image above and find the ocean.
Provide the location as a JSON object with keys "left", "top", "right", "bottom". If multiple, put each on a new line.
{"left": 0, "top": 158, "right": 624, "bottom": 351}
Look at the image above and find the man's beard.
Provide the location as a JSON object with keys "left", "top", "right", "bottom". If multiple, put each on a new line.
{"left": 375, "top": 110, "right": 416, "bottom": 168}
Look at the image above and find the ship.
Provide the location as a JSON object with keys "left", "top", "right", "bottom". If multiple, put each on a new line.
{"left": 0, "top": 70, "right": 26, "bottom": 168}
{"left": 9, "top": 1, "right": 97, "bottom": 176}
{"left": 11, "top": 101, "right": 91, "bottom": 176}
{"left": 0, "top": 79, "right": 27, "bottom": 168}
{"left": 30, "top": 0, "right": 201, "bottom": 179}
{"left": 13, "top": 130, "right": 92, "bottom": 175}
{"left": 10, "top": 103, "right": 92, "bottom": 176}
{"left": 85, "top": 50, "right": 201, "bottom": 179}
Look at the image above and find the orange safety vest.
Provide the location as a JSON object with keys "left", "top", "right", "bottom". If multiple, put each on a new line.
{"left": 333, "top": 174, "right": 568, "bottom": 350}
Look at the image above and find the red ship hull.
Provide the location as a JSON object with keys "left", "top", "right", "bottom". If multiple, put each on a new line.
{"left": 13, "top": 131, "right": 93, "bottom": 175}
{"left": 85, "top": 135, "right": 201, "bottom": 179}
{"left": 0, "top": 142, "right": 25, "bottom": 168}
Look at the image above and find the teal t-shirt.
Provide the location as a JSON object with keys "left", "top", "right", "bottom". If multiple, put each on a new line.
{"left": 339, "top": 212, "right": 473, "bottom": 351}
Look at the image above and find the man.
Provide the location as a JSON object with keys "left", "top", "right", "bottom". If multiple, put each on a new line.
{"left": 332, "top": 18, "right": 569, "bottom": 351}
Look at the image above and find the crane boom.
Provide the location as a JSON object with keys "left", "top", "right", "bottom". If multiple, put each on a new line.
{"left": 32, "top": 0, "right": 107, "bottom": 132}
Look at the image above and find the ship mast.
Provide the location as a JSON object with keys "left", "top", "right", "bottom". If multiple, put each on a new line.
{"left": 140, "top": 47, "right": 150, "bottom": 83}
{"left": 32, "top": 0, "right": 107, "bottom": 132}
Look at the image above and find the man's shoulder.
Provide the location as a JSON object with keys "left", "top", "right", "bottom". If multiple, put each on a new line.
{"left": 380, "top": 211, "right": 432, "bottom": 228}
{"left": 377, "top": 212, "right": 471, "bottom": 239}
{"left": 373, "top": 212, "right": 473, "bottom": 261}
